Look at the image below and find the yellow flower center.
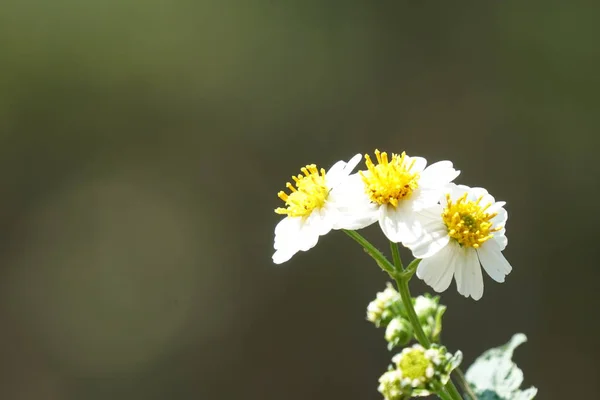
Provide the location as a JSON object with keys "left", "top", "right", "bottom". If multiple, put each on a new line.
{"left": 442, "top": 193, "right": 502, "bottom": 248}
{"left": 275, "top": 164, "right": 328, "bottom": 218}
{"left": 360, "top": 150, "right": 420, "bottom": 207}
{"left": 398, "top": 349, "right": 431, "bottom": 380}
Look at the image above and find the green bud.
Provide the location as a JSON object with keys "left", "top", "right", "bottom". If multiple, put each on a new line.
{"left": 378, "top": 369, "right": 407, "bottom": 400}
{"left": 414, "top": 294, "right": 440, "bottom": 323}
{"left": 385, "top": 317, "right": 413, "bottom": 349}
{"left": 413, "top": 294, "right": 446, "bottom": 343}
{"left": 366, "top": 283, "right": 403, "bottom": 327}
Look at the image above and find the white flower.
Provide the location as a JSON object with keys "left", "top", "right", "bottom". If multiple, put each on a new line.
{"left": 336, "top": 150, "right": 460, "bottom": 243}
{"left": 272, "top": 154, "right": 362, "bottom": 264}
{"left": 407, "top": 184, "right": 512, "bottom": 300}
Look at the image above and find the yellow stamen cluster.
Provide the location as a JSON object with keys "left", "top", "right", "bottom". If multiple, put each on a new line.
{"left": 398, "top": 349, "right": 432, "bottom": 381}
{"left": 442, "top": 193, "right": 501, "bottom": 248}
{"left": 275, "top": 164, "right": 328, "bottom": 218}
{"left": 360, "top": 150, "right": 419, "bottom": 207}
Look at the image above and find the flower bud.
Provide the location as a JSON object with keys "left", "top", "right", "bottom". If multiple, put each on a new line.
{"left": 385, "top": 317, "right": 413, "bottom": 349}
{"left": 366, "top": 283, "right": 403, "bottom": 327}
{"left": 413, "top": 294, "right": 446, "bottom": 343}
{"left": 414, "top": 295, "right": 439, "bottom": 322}
{"left": 378, "top": 369, "right": 407, "bottom": 400}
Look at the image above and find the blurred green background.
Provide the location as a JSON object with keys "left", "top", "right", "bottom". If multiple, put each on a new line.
{"left": 0, "top": 1, "right": 599, "bottom": 399}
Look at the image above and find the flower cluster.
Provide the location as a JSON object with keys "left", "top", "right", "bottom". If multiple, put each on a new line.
{"left": 367, "top": 285, "right": 447, "bottom": 348}
{"left": 378, "top": 344, "right": 462, "bottom": 399}
{"left": 273, "top": 150, "right": 512, "bottom": 300}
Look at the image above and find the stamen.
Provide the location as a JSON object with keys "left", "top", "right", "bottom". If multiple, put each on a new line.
{"left": 442, "top": 192, "right": 500, "bottom": 248}
{"left": 275, "top": 163, "right": 329, "bottom": 218}
{"left": 360, "top": 150, "right": 420, "bottom": 207}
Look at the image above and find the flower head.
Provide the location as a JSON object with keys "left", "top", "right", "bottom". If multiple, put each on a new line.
{"left": 272, "top": 154, "right": 362, "bottom": 264}
{"left": 407, "top": 184, "right": 512, "bottom": 300}
{"left": 379, "top": 343, "right": 462, "bottom": 399}
{"left": 338, "top": 150, "right": 460, "bottom": 243}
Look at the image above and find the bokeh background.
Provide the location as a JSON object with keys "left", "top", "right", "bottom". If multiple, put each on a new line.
{"left": 1, "top": 1, "right": 599, "bottom": 399}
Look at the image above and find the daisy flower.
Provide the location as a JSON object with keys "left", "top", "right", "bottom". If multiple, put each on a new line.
{"left": 407, "top": 184, "right": 512, "bottom": 300}
{"left": 337, "top": 150, "right": 460, "bottom": 243}
{"left": 272, "top": 154, "right": 362, "bottom": 264}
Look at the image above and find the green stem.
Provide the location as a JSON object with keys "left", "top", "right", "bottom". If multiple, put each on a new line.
{"left": 443, "top": 378, "right": 465, "bottom": 400}
{"left": 387, "top": 248, "right": 463, "bottom": 400}
{"left": 343, "top": 230, "right": 396, "bottom": 275}
{"left": 390, "top": 241, "right": 404, "bottom": 270}
{"left": 434, "top": 383, "right": 456, "bottom": 400}
{"left": 454, "top": 368, "right": 477, "bottom": 400}
{"left": 396, "top": 277, "right": 430, "bottom": 346}
{"left": 395, "top": 277, "right": 464, "bottom": 400}
{"left": 398, "top": 257, "right": 420, "bottom": 280}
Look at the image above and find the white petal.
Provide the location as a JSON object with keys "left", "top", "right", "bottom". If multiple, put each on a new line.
{"left": 447, "top": 184, "right": 470, "bottom": 200}
{"left": 273, "top": 214, "right": 321, "bottom": 257}
{"left": 466, "top": 187, "right": 493, "bottom": 204}
{"left": 477, "top": 240, "right": 512, "bottom": 283}
{"left": 307, "top": 207, "right": 334, "bottom": 236}
{"left": 490, "top": 204, "right": 508, "bottom": 227}
{"left": 416, "top": 245, "right": 456, "bottom": 293}
{"left": 329, "top": 174, "right": 378, "bottom": 230}
{"left": 402, "top": 204, "right": 450, "bottom": 258}
{"left": 329, "top": 172, "right": 364, "bottom": 199}
{"left": 333, "top": 206, "right": 378, "bottom": 230}
{"left": 411, "top": 187, "right": 445, "bottom": 210}
{"left": 454, "top": 247, "right": 467, "bottom": 295}
{"left": 408, "top": 228, "right": 449, "bottom": 259}
{"left": 325, "top": 160, "right": 347, "bottom": 182}
{"left": 273, "top": 217, "right": 305, "bottom": 263}
{"left": 439, "top": 186, "right": 452, "bottom": 207}
{"left": 343, "top": 153, "right": 362, "bottom": 176}
{"left": 455, "top": 247, "right": 484, "bottom": 300}
{"left": 296, "top": 215, "right": 324, "bottom": 251}
{"left": 418, "top": 161, "right": 460, "bottom": 189}
{"left": 272, "top": 247, "right": 298, "bottom": 264}
{"left": 271, "top": 208, "right": 335, "bottom": 264}
{"left": 405, "top": 206, "right": 449, "bottom": 258}
{"left": 274, "top": 217, "right": 303, "bottom": 250}
{"left": 493, "top": 234, "right": 508, "bottom": 251}
{"left": 378, "top": 201, "right": 422, "bottom": 243}
{"left": 407, "top": 155, "right": 427, "bottom": 173}
{"left": 326, "top": 153, "right": 362, "bottom": 188}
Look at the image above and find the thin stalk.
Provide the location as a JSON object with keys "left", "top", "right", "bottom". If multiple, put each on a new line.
{"left": 454, "top": 368, "right": 477, "bottom": 400}
{"left": 343, "top": 230, "right": 396, "bottom": 275}
{"left": 398, "top": 257, "right": 420, "bottom": 280}
{"left": 390, "top": 241, "right": 404, "bottom": 270}
{"left": 395, "top": 276, "right": 431, "bottom": 347}
{"left": 434, "top": 383, "right": 456, "bottom": 400}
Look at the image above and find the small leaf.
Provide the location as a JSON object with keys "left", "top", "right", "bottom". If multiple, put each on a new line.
{"left": 465, "top": 333, "right": 537, "bottom": 400}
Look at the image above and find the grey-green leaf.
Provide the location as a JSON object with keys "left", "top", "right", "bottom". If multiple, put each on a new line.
{"left": 465, "top": 333, "right": 537, "bottom": 400}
